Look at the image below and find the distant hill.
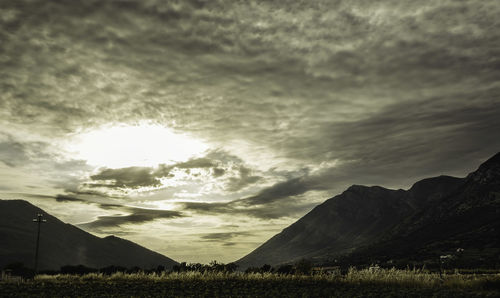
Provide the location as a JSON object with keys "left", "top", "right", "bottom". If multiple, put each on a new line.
{"left": 237, "top": 152, "right": 500, "bottom": 269}
{"left": 0, "top": 200, "right": 178, "bottom": 270}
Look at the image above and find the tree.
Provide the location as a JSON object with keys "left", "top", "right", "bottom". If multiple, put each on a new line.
{"left": 295, "top": 259, "right": 313, "bottom": 275}
{"left": 260, "top": 264, "right": 273, "bottom": 273}
{"left": 276, "top": 264, "right": 294, "bottom": 275}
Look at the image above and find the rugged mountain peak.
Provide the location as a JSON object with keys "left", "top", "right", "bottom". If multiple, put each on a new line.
{"left": 237, "top": 153, "right": 500, "bottom": 268}
{"left": 237, "top": 184, "right": 413, "bottom": 268}
{"left": 466, "top": 152, "right": 500, "bottom": 185}
{"left": 407, "top": 175, "right": 463, "bottom": 208}
{"left": 344, "top": 184, "right": 387, "bottom": 196}
{"left": 480, "top": 151, "right": 500, "bottom": 166}
{"left": 346, "top": 184, "right": 367, "bottom": 191}
{"left": 409, "top": 175, "right": 460, "bottom": 192}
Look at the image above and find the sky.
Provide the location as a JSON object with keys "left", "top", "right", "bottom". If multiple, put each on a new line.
{"left": 1, "top": 0, "right": 499, "bottom": 264}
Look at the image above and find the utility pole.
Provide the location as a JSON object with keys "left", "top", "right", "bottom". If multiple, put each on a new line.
{"left": 33, "top": 213, "right": 47, "bottom": 273}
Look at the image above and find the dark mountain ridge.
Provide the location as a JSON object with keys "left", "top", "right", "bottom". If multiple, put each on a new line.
{"left": 0, "top": 200, "right": 178, "bottom": 270}
{"left": 237, "top": 152, "right": 500, "bottom": 268}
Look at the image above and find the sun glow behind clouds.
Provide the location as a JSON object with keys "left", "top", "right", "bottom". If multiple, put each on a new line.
{"left": 68, "top": 123, "right": 208, "bottom": 168}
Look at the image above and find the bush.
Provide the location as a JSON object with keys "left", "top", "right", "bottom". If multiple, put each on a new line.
{"left": 295, "top": 259, "right": 313, "bottom": 275}
{"left": 276, "top": 264, "right": 294, "bottom": 275}
{"left": 244, "top": 264, "right": 273, "bottom": 274}
{"left": 99, "top": 265, "right": 127, "bottom": 275}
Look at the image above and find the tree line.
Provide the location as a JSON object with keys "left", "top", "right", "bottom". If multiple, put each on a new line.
{"left": 2, "top": 259, "right": 317, "bottom": 279}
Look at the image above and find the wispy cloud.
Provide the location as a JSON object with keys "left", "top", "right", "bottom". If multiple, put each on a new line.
{"left": 78, "top": 206, "right": 184, "bottom": 229}
{"left": 200, "top": 231, "right": 254, "bottom": 242}
{"left": 1, "top": 0, "right": 499, "bottom": 263}
{"left": 90, "top": 167, "right": 162, "bottom": 188}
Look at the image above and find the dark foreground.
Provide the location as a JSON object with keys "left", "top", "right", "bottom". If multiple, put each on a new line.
{"left": 1, "top": 270, "right": 500, "bottom": 297}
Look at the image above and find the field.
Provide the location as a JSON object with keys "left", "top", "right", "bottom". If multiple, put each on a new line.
{"left": 1, "top": 268, "right": 500, "bottom": 297}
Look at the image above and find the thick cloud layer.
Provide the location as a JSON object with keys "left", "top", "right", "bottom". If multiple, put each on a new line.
{"left": 1, "top": 0, "right": 499, "bottom": 263}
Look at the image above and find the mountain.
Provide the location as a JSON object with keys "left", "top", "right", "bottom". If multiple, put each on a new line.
{"left": 0, "top": 200, "right": 178, "bottom": 271}
{"left": 237, "top": 152, "right": 500, "bottom": 268}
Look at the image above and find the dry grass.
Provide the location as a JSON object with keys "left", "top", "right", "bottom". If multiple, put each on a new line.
{"left": 30, "top": 267, "right": 500, "bottom": 290}
{"left": 2, "top": 268, "right": 499, "bottom": 297}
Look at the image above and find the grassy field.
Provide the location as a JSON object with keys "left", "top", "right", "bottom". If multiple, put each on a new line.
{"left": 1, "top": 268, "right": 500, "bottom": 297}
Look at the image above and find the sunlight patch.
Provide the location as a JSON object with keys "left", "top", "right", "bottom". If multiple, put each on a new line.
{"left": 66, "top": 123, "right": 208, "bottom": 168}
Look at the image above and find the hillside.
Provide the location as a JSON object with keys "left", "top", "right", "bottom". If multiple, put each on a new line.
{"left": 237, "top": 153, "right": 500, "bottom": 268}
{"left": 0, "top": 200, "right": 178, "bottom": 270}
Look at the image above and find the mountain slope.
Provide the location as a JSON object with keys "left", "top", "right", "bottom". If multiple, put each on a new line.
{"left": 237, "top": 152, "right": 500, "bottom": 268}
{"left": 237, "top": 186, "right": 414, "bottom": 268}
{"left": 0, "top": 200, "right": 178, "bottom": 270}
{"left": 347, "top": 153, "right": 500, "bottom": 265}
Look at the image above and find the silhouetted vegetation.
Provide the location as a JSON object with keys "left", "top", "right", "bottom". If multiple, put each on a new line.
{"left": 2, "top": 267, "right": 500, "bottom": 297}
{"left": 4, "top": 260, "right": 500, "bottom": 297}
{"left": 2, "top": 263, "right": 35, "bottom": 280}
{"left": 172, "top": 261, "right": 238, "bottom": 273}
{"left": 295, "top": 259, "right": 313, "bottom": 275}
{"left": 245, "top": 264, "right": 273, "bottom": 274}
{"left": 276, "top": 264, "right": 295, "bottom": 275}
{"left": 60, "top": 265, "right": 98, "bottom": 275}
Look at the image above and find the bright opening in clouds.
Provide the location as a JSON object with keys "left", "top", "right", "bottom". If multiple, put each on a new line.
{"left": 1, "top": 0, "right": 499, "bottom": 264}
{"left": 66, "top": 123, "right": 208, "bottom": 168}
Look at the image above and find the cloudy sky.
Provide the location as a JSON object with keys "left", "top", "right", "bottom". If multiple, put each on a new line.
{"left": 1, "top": 0, "right": 499, "bottom": 263}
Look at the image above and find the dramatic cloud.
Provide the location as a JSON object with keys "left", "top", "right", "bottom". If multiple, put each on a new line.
{"left": 78, "top": 206, "right": 184, "bottom": 229}
{"left": 1, "top": 0, "right": 499, "bottom": 263}
{"left": 0, "top": 134, "right": 54, "bottom": 167}
{"left": 241, "top": 175, "right": 328, "bottom": 206}
{"left": 90, "top": 167, "right": 161, "bottom": 188}
{"left": 55, "top": 194, "right": 84, "bottom": 203}
{"left": 212, "top": 168, "right": 225, "bottom": 178}
{"left": 86, "top": 153, "right": 263, "bottom": 195}
{"left": 0, "top": 138, "right": 31, "bottom": 168}
{"left": 200, "top": 232, "right": 254, "bottom": 242}
{"left": 174, "top": 158, "right": 216, "bottom": 169}
{"left": 180, "top": 198, "right": 317, "bottom": 220}
{"left": 225, "top": 166, "right": 262, "bottom": 192}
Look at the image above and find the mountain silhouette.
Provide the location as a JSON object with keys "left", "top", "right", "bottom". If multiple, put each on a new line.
{"left": 0, "top": 200, "right": 178, "bottom": 270}
{"left": 237, "top": 152, "right": 500, "bottom": 268}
